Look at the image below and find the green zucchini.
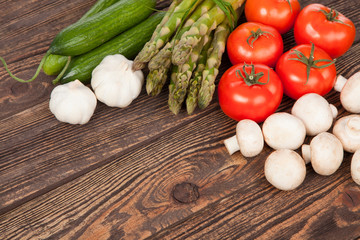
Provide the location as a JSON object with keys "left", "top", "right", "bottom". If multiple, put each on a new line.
{"left": 43, "top": 0, "right": 123, "bottom": 75}
{"left": 49, "top": 0, "right": 156, "bottom": 56}
{"left": 58, "top": 12, "right": 165, "bottom": 84}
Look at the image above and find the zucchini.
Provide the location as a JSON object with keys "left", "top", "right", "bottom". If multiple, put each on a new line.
{"left": 49, "top": 0, "right": 156, "bottom": 56}
{"left": 43, "top": 0, "right": 123, "bottom": 75}
{"left": 59, "top": 12, "right": 165, "bottom": 84}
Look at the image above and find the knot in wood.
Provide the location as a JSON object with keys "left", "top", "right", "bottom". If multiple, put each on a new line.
{"left": 172, "top": 182, "right": 200, "bottom": 204}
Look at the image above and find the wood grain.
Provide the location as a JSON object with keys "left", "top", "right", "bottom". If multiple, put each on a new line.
{"left": 0, "top": 0, "right": 360, "bottom": 239}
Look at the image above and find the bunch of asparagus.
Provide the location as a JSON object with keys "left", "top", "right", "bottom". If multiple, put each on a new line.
{"left": 133, "top": 0, "right": 245, "bottom": 114}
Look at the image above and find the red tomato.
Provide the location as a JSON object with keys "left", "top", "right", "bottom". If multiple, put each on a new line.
{"left": 218, "top": 63, "right": 283, "bottom": 123}
{"left": 227, "top": 22, "right": 283, "bottom": 68}
{"left": 276, "top": 44, "right": 337, "bottom": 100}
{"left": 294, "top": 4, "right": 356, "bottom": 59}
{"left": 245, "top": 0, "right": 301, "bottom": 34}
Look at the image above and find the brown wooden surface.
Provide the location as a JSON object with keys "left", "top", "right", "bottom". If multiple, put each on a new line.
{"left": 0, "top": 0, "right": 359, "bottom": 239}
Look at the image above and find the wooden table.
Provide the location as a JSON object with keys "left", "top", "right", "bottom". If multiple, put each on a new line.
{"left": 1, "top": 0, "right": 359, "bottom": 239}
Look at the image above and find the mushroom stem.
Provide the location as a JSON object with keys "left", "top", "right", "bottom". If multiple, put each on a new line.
{"left": 330, "top": 104, "right": 338, "bottom": 119}
{"left": 334, "top": 75, "right": 347, "bottom": 92}
{"left": 224, "top": 135, "right": 240, "bottom": 155}
{"left": 301, "top": 144, "right": 311, "bottom": 164}
{"left": 346, "top": 115, "right": 360, "bottom": 137}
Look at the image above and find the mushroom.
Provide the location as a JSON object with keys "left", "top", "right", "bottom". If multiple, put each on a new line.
{"left": 333, "top": 114, "right": 360, "bottom": 153}
{"left": 334, "top": 72, "right": 360, "bottom": 113}
{"left": 302, "top": 132, "right": 344, "bottom": 176}
{"left": 224, "top": 119, "right": 264, "bottom": 157}
{"left": 291, "top": 93, "right": 338, "bottom": 136}
{"left": 264, "top": 149, "right": 306, "bottom": 191}
{"left": 351, "top": 149, "right": 360, "bottom": 185}
{"left": 262, "top": 112, "right": 306, "bottom": 150}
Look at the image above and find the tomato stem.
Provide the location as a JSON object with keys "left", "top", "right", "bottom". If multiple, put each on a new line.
{"left": 288, "top": 43, "right": 336, "bottom": 84}
{"left": 318, "top": 8, "right": 352, "bottom": 27}
{"left": 236, "top": 63, "right": 269, "bottom": 86}
{"left": 246, "top": 28, "right": 274, "bottom": 48}
{"left": 286, "top": 0, "right": 293, "bottom": 13}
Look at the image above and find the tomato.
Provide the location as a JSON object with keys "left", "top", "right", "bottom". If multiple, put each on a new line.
{"left": 276, "top": 44, "right": 337, "bottom": 100}
{"left": 226, "top": 22, "right": 283, "bottom": 68}
{"left": 218, "top": 63, "right": 283, "bottom": 123}
{"left": 294, "top": 4, "right": 356, "bottom": 59}
{"left": 245, "top": 0, "right": 301, "bottom": 34}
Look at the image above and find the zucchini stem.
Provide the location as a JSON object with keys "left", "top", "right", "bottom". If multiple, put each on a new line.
{"left": 0, "top": 51, "right": 50, "bottom": 83}
{"left": 52, "top": 56, "right": 71, "bottom": 85}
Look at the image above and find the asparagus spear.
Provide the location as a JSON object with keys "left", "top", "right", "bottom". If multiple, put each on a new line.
{"left": 133, "top": 0, "right": 202, "bottom": 71}
{"left": 171, "top": 0, "right": 244, "bottom": 65}
{"left": 186, "top": 32, "right": 214, "bottom": 114}
{"left": 168, "top": 34, "right": 210, "bottom": 114}
{"left": 197, "top": 19, "right": 232, "bottom": 110}
{"left": 146, "top": 0, "right": 216, "bottom": 95}
{"left": 168, "top": 65, "right": 182, "bottom": 114}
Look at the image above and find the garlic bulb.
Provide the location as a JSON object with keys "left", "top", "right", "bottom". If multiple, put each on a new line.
{"left": 49, "top": 80, "right": 97, "bottom": 124}
{"left": 91, "top": 54, "right": 144, "bottom": 108}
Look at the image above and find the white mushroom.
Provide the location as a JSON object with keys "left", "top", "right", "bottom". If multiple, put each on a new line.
{"left": 262, "top": 112, "right": 306, "bottom": 150}
{"left": 224, "top": 119, "right": 264, "bottom": 157}
{"left": 333, "top": 114, "right": 360, "bottom": 153}
{"left": 302, "top": 132, "right": 344, "bottom": 176}
{"left": 334, "top": 72, "right": 360, "bottom": 113}
{"left": 351, "top": 149, "right": 360, "bottom": 185}
{"left": 264, "top": 149, "right": 306, "bottom": 191}
{"left": 291, "top": 93, "right": 338, "bottom": 136}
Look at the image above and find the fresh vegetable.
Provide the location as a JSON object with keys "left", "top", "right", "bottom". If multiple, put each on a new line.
{"left": 333, "top": 115, "right": 360, "bottom": 153}
{"left": 134, "top": 0, "right": 246, "bottom": 114}
{"left": 351, "top": 150, "right": 360, "bottom": 185}
{"left": 226, "top": 22, "right": 283, "bottom": 68}
{"left": 224, "top": 119, "right": 264, "bottom": 157}
{"left": 171, "top": 0, "right": 242, "bottom": 66}
{"left": 264, "top": 149, "right": 306, "bottom": 191}
{"left": 43, "top": 0, "right": 123, "bottom": 76}
{"left": 91, "top": 54, "right": 143, "bottom": 108}
{"left": 334, "top": 72, "right": 360, "bottom": 114}
{"left": 186, "top": 32, "right": 213, "bottom": 114}
{"left": 49, "top": 80, "right": 97, "bottom": 124}
{"left": 294, "top": 3, "right": 356, "bottom": 59}
{"left": 43, "top": 54, "right": 70, "bottom": 76}
{"left": 133, "top": 0, "right": 203, "bottom": 70}
{"left": 145, "top": 0, "right": 215, "bottom": 97}
{"left": 262, "top": 112, "right": 306, "bottom": 150}
{"left": 275, "top": 43, "right": 336, "bottom": 100}
{"left": 198, "top": 18, "right": 232, "bottom": 110}
{"left": 244, "top": 0, "right": 301, "bottom": 34}
{"left": 301, "top": 132, "right": 343, "bottom": 176}
{"left": 49, "top": 0, "right": 156, "bottom": 56}
{"left": 291, "top": 93, "right": 337, "bottom": 136}
{"left": 57, "top": 12, "right": 165, "bottom": 84}
{"left": 218, "top": 63, "right": 283, "bottom": 123}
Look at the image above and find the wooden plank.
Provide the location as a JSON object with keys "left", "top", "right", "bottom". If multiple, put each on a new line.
{"left": 1, "top": 100, "right": 359, "bottom": 239}
{"left": 0, "top": 0, "right": 360, "bottom": 239}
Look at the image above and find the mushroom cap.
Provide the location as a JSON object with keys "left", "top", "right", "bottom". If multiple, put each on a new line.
{"left": 236, "top": 119, "right": 264, "bottom": 157}
{"left": 351, "top": 149, "right": 360, "bottom": 185}
{"left": 291, "top": 93, "right": 335, "bottom": 136}
{"left": 333, "top": 115, "right": 360, "bottom": 153}
{"left": 309, "top": 132, "right": 344, "bottom": 176}
{"left": 262, "top": 112, "right": 306, "bottom": 150}
{"left": 264, "top": 149, "right": 306, "bottom": 191}
{"left": 340, "top": 72, "right": 360, "bottom": 113}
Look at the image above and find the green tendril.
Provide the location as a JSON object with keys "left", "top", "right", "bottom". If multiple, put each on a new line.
{"left": 0, "top": 51, "right": 51, "bottom": 83}
{"left": 212, "top": 0, "right": 237, "bottom": 31}
{"left": 246, "top": 28, "right": 274, "bottom": 48}
{"left": 288, "top": 43, "right": 336, "bottom": 84}
{"left": 52, "top": 56, "right": 71, "bottom": 85}
{"left": 236, "top": 63, "right": 270, "bottom": 86}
